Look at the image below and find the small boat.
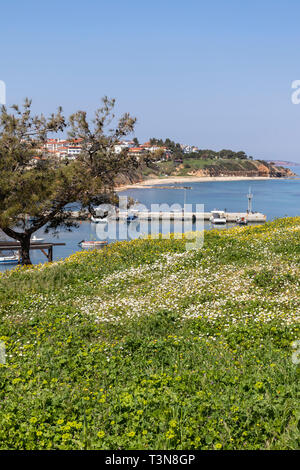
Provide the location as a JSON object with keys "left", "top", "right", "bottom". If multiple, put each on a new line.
{"left": 78, "top": 240, "right": 108, "bottom": 248}
{"left": 31, "top": 235, "right": 44, "bottom": 243}
{"left": 125, "top": 208, "right": 139, "bottom": 222}
{"left": 236, "top": 216, "right": 248, "bottom": 226}
{"left": 0, "top": 250, "right": 19, "bottom": 265}
{"left": 126, "top": 214, "right": 138, "bottom": 223}
{"left": 210, "top": 211, "right": 227, "bottom": 225}
{"left": 91, "top": 216, "right": 109, "bottom": 223}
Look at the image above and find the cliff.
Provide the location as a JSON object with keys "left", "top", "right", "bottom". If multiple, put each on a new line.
{"left": 113, "top": 159, "right": 296, "bottom": 186}
{"left": 184, "top": 161, "right": 296, "bottom": 178}
{"left": 159, "top": 158, "right": 296, "bottom": 179}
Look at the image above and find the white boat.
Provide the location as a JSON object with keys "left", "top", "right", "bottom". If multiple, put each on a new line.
{"left": 91, "top": 216, "right": 109, "bottom": 223}
{"left": 79, "top": 240, "right": 108, "bottom": 248}
{"left": 31, "top": 235, "right": 44, "bottom": 243}
{"left": 210, "top": 210, "right": 227, "bottom": 225}
{"left": 0, "top": 250, "right": 19, "bottom": 265}
{"left": 126, "top": 213, "right": 138, "bottom": 223}
{"left": 91, "top": 205, "right": 111, "bottom": 223}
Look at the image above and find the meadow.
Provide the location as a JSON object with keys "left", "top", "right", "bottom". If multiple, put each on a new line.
{"left": 0, "top": 217, "right": 299, "bottom": 450}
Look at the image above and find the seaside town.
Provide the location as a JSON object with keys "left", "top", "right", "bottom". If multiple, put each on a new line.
{"left": 31, "top": 137, "right": 295, "bottom": 181}
{"left": 33, "top": 138, "right": 199, "bottom": 161}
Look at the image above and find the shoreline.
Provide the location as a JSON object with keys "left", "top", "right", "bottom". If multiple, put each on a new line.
{"left": 117, "top": 175, "right": 288, "bottom": 191}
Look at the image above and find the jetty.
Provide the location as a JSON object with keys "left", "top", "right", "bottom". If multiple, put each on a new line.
{"left": 0, "top": 241, "right": 65, "bottom": 263}
{"left": 68, "top": 188, "right": 266, "bottom": 223}
{"left": 112, "top": 211, "right": 266, "bottom": 223}
{"left": 111, "top": 187, "right": 266, "bottom": 223}
{"left": 66, "top": 208, "right": 266, "bottom": 223}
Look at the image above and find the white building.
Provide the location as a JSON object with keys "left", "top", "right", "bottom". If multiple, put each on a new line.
{"left": 67, "top": 147, "right": 81, "bottom": 157}
{"left": 182, "top": 145, "right": 199, "bottom": 154}
{"left": 114, "top": 140, "right": 135, "bottom": 154}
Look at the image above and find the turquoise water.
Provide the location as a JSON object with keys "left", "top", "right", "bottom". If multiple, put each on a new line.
{"left": 1, "top": 167, "right": 299, "bottom": 271}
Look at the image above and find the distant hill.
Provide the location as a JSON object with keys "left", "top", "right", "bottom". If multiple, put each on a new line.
{"left": 114, "top": 157, "right": 297, "bottom": 186}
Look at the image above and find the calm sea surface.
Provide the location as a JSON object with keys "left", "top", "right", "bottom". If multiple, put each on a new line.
{"left": 1, "top": 166, "right": 299, "bottom": 271}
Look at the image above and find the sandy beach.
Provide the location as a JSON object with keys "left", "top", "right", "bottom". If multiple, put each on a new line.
{"left": 117, "top": 175, "right": 278, "bottom": 191}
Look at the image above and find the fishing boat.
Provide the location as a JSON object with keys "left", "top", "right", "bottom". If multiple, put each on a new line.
{"left": 0, "top": 250, "right": 19, "bottom": 265}
{"left": 78, "top": 240, "right": 108, "bottom": 248}
{"left": 210, "top": 210, "right": 227, "bottom": 225}
{"left": 236, "top": 216, "right": 248, "bottom": 225}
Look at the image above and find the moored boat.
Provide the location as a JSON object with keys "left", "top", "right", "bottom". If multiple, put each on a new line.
{"left": 126, "top": 214, "right": 138, "bottom": 222}
{"left": 78, "top": 240, "right": 108, "bottom": 248}
{"left": 236, "top": 216, "right": 248, "bottom": 225}
{"left": 91, "top": 216, "right": 109, "bottom": 223}
{"left": 210, "top": 210, "right": 227, "bottom": 225}
{"left": 31, "top": 235, "right": 45, "bottom": 243}
{"left": 0, "top": 250, "right": 19, "bottom": 265}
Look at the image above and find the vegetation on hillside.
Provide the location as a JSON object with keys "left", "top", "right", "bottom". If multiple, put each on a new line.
{"left": 150, "top": 138, "right": 253, "bottom": 161}
{"left": 155, "top": 158, "right": 257, "bottom": 175}
{"left": 140, "top": 138, "right": 294, "bottom": 179}
{"left": 0, "top": 217, "right": 299, "bottom": 450}
{"left": 142, "top": 157, "right": 293, "bottom": 179}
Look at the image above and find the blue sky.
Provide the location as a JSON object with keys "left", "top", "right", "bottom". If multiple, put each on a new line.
{"left": 1, "top": 0, "right": 300, "bottom": 162}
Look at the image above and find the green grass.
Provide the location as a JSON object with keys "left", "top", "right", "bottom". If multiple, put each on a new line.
{"left": 0, "top": 218, "right": 299, "bottom": 449}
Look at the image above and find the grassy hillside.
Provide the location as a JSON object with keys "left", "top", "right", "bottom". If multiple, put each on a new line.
{"left": 0, "top": 218, "right": 299, "bottom": 450}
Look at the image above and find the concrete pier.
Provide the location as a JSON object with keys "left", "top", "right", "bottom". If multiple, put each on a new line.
{"left": 66, "top": 210, "right": 266, "bottom": 223}
{"left": 114, "top": 211, "right": 267, "bottom": 223}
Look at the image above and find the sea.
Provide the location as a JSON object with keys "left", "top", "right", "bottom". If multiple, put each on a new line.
{"left": 1, "top": 166, "right": 299, "bottom": 271}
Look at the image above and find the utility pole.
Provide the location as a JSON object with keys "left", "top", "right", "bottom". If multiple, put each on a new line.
{"left": 247, "top": 187, "right": 253, "bottom": 213}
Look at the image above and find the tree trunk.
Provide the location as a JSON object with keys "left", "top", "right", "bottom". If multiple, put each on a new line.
{"left": 0, "top": 227, "right": 33, "bottom": 266}
{"left": 20, "top": 235, "right": 32, "bottom": 265}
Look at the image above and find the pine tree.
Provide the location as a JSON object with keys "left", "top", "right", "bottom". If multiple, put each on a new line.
{"left": 0, "top": 97, "right": 137, "bottom": 264}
